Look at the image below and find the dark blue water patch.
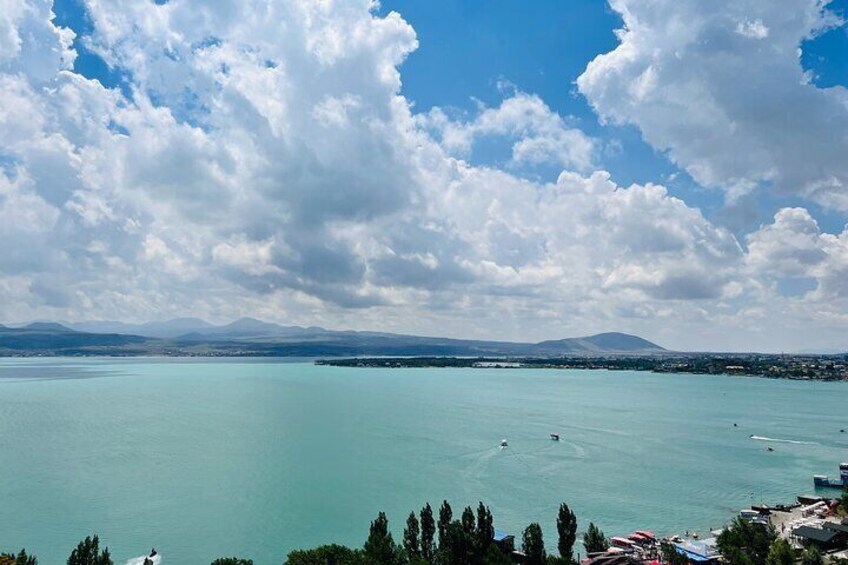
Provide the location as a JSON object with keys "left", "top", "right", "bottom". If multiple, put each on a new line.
{"left": 0, "top": 363, "right": 123, "bottom": 381}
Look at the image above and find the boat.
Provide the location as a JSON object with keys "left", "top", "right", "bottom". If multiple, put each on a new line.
{"left": 609, "top": 537, "right": 637, "bottom": 549}
{"left": 500, "top": 439, "right": 508, "bottom": 448}
{"left": 767, "top": 447, "right": 774, "bottom": 452}
{"left": 813, "top": 463, "right": 848, "bottom": 488}
{"left": 634, "top": 530, "right": 656, "bottom": 541}
{"left": 550, "top": 433, "right": 560, "bottom": 441}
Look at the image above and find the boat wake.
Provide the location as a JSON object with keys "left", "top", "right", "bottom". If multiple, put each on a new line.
{"left": 126, "top": 555, "right": 161, "bottom": 565}
{"left": 749, "top": 435, "right": 816, "bottom": 445}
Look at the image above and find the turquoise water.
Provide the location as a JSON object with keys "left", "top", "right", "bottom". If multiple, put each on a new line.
{"left": 1, "top": 359, "right": 846, "bottom": 564}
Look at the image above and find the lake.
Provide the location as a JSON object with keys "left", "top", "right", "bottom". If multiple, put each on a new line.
{"left": 1, "top": 359, "right": 846, "bottom": 564}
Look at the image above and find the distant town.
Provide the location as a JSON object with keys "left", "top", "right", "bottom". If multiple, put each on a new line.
{"left": 317, "top": 354, "right": 848, "bottom": 382}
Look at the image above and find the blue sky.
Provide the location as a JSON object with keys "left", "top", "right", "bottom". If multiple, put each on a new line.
{"left": 53, "top": 0, "right": 848, "bottom": 233}
{"left": 2, "top": 0, "right": 848, "bottom": 351}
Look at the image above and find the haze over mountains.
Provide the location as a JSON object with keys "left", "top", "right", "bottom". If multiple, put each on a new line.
{"left": 0, "top": 318, "right": 665, "bottom": 357}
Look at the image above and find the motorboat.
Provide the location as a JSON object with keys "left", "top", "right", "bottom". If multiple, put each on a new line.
{"left": 550, "top": 433, "right": 560, "bottom": 441}
{"left": 500, "top": 439, "right": 508, "bottom": 448}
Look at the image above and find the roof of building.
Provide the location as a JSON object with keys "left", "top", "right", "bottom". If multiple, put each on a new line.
{"left": 794, "top": 525, "right": 839, "bottom": 543}
{"left": 493, "top": 530, "right": 513, "bottom": 542}
{"left": 824, "top": 522, "right": 848, "bottom": 534}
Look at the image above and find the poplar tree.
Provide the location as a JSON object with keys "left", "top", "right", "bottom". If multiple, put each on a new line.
{"left": 437, "top": 501, "right": 453, "bottom": 548}
{"left": 556, "top": 503, "right": 577, "bottom": 563}
{"left": 420, "top": 503, "right": 436, "bottom": 563}
{"left": 521, "top": 523, "right": 546, "bottom": 565}
{"left": 404, "top": 512, "right": 421, "bottom": 559}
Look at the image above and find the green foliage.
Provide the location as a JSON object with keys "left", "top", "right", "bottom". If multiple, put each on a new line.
{"left": 460, "top": 508, "right": 476, "bottom": 538}
{"left": 482, "top": 545, "right": 510, "bottom": 565}
{"left": 420, "top": 503, "right": 436, "bottom": 563}
{"left": 363, "top": 512, "right": 403, "bottom": 565}
{"left": 211, "top": 559, "right": 253, "bottom": 565}
{"left": 715, "top": 518, "right": 777, "bottom": 565}
{"left": 660, "top": 544, "right": 690, "bottom": 565}
{"left": 475, "top": 502, "right": 494, "bottom": 558}
{"left": 404, "top": 512, "right": 421, "bottom": 559}
{"left": 765, "top": 538, "right": 793, "bottom": 565}
{"left": 67, "top": 536, "right": 112, "bottom": 565}
{"left": 437, "top": 501, "right": 453, "bottom": 549}
{"left": 522, "top": 523, "right": 546, "bottom": 565}
{"left": 582, "top": 523, "right": 609, "bottom": 555}
{"left": 0, "top": 549, "right": 37, "bottom": 565}
{"left": 555, "top": 503, "right": 577, "bottom": 563}
{"left": 284, "top": 544, "right": 363, "bottom": 565}
{"left": 800, "top": 546, "right": 824, "bottom": 565}
{"left": 436, "top": 521, "right": 476, "bottom": 565}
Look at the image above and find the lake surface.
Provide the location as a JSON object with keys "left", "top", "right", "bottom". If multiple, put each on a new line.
{"left": 1, "top": 359, "right": 846, "bottom": 564}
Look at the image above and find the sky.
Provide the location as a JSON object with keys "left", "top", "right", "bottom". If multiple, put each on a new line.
{"left": 0, "top": 0, "right": 847, "bottom": 352}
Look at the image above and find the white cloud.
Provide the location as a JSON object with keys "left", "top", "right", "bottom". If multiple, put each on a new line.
{"left": 577, "top": 0, "right": 848, "bottom": 209}
{"left": 0, "top": 0, "right": 845, "bottom": 351}
{"left": 420, "top": 92, "right": 597, "bottom": 171}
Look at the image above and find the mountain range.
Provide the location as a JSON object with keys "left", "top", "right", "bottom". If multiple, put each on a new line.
{"left": 0, "top": 318, "right": 666, "bottom": 357}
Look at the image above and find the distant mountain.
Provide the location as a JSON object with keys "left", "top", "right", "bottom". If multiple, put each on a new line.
{"left": 0, "top": 322, "right": 148, "bottom": 353}
{"left": 70, "top": 317, "right": 216, "bottom": 338}
{"left": 4, "top": 317, "right": 667, "bottom": 357}
{"left": 535, "top": 332, "right": 664, "bottom": 354}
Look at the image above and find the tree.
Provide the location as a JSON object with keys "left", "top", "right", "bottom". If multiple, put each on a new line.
{"left": 555, "top": 503, "right": 577, "bottom": 563}
{"left": 420, "top": 503, "right": 436, "bottom": 563}
{"left": 363, "top": 512, "right": 402, "bottom": 565}
{"left": 0, "top": 549, "right": 37, "bottom": 565}
{"left": 765, "top": 539, "right": 793, "bottom": 565}
{"left": 475, "top": 502, "right": 494, "bottom": 558}
{"left": 715, "top": 518, "right": 776, "bottom": 565}
{"left": 404, "top": 512, "right": 421, "bottom": 559}
{"left": 482, "top": 545, "right": 510, "bottom": 565}
{"left": 67, "top": 536, "right": 113, "bottom": 565}
{"left": 284, "top": 544, "right": 364, "bottom": 565}
{"left": 800, "top": 546, "right": 824, "bottom": 565}
{"left": 660, "top": 544, "right": 690, "bottom": 565}
{"left": 437, "top": 521, "right": 474, "bottom": 565}
{"left": 582, "top": 523, "right": 608, "bottom": 555}
{"left": 522, "top": 523, "right": 546, "bottom": 565}
{"left": 461, "top": 507, "right": 476, "bottom": 538}
{"left": 211, "top": 559, "right": 253, "bottom": 565}
{"left": 438, "top": 501, "right": 453, "bottom": 550}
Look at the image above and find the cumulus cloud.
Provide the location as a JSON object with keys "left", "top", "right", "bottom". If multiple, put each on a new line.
{"left": 420, "top": 91, "right": 597, "bottom": 170}
{"left": 577, "top": 0, "right": 848, "bottom": 209}
{"left": 0, "top": 0, "right": 845, "bottom": 351}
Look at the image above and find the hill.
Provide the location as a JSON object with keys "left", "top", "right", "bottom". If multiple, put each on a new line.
{"left": 2, "top": 318, "right": 666, "bottom": 357}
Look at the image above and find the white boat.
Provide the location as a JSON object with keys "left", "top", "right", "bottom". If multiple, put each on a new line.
{"left": 500, "top": 439, "right": 508, "bottom": 448}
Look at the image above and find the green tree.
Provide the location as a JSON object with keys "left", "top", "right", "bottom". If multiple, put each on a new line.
{"left": 582, "top": 523, "right": 609, "bottom": 555}
{"left": 482, "top": 545, "right": 510, "bottom": 565}
{"left": 420, "top": 503, "right": 436, "bottom": 563}
{"left": 660, "top": 544, "right": 690, "bottom": 565}
{"left": 800, "top": 546, "right": 825, "bottom": 565}
{"left": 475, "top": 502, "right": 494, "bottom": 559}
{"left": 67, "top": 536, "right": 112, "bottom": 565}
{"left": 284, "top": 544, "right": 364, "bottom": 565}
{"left": 0, "top": 549, "right": 37, "bottom": 565}
{"left": 765, "top": 539, "right": 793, "bottom": 565}
{"left": 437, "top": 521, "right": 473, "bottom": 565}
{"left": 555, "top": 503, "right": 577, "bottom": 564}
{"left": 404, "top": 512, "right": 421, "bottom": 559}
{"left": 437, "top": 501, "right": 453, "bottom": 550}
{"left": 716, "top": 518, "right": 776, "bottom": 565}
{"left": 522, "top": 523, "right": 546, "bottom": 565}
{"left": 363, "top": 512, "right": 402, "bottom": 565}
{"left": 461, "top": 507, "right": 476, "bottom": 538}
{"left": 210, "top": 559, "right": 253, "bottom": 565}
